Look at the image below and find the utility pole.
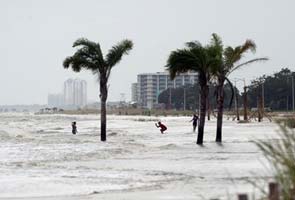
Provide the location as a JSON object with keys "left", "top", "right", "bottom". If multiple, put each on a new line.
{"left": 183, "top": 87, "right": 186, "bottom": 111}
{"left": 234, "top": 80, "right": 240, "bottom": 120}
{"left": 292, "top": 75, "right": 294, "bottom": 111}
{"left": 287, "top": 96, "right": 289, "bottom": 111}
{"left": 169, "top": 87, "right": 172, "bottom": 109}
{"left": 257, "top": 88, "right": 262, "bottom": 122}
{"left": 262, "top": 82, "right": 265, "bottom": 112}
{"left": 243, "top": 79, "right": 248, "bottom": 121}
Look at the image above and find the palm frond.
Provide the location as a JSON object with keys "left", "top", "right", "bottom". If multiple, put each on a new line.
{"left": 224, "top": 40, "right": 257, "bottom": 68}
{"left": 225, "top": 77, "right": 234, "bottom": 110}
{"left": 240, "top": 39, "right": 256, "bottom": 54}
{"left": 63, "top": 55, "right": 96, "bottom": 72}
{"left": 73, "top": 38, "right": 97, "bottom": 48}
{"left": 223, "top": 46, "right": 234, "bottom": 65}
{"left": 207, "top": 41, "right": 223, "bottom": 76}
{"left": 166, "top": 48, "right": 201, "bottom": 79}
{"left": 73, "top": 47, "right": 95, "bottom": 61}
{"left": 185, "top": 41, "right": 202, "bottom": 49}
{"left": 105, "top": 39, "right": 133, "bottom": 69}
{"left": 210, "top": 33, "right": 223, "bottom": 50}
{"left": 63, "top": 56, "right": 74, "bottom": 69}
{"left": 229, "top": 57, "right": 269, "bottom": 74}
{"left": 73, "top": 38, "right": 104, "bottom": 64}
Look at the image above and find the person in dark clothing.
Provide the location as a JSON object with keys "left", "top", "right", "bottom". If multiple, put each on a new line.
{"left": 190, "top": 114, "right": 199, "bottom": 132}
{"left": 72, "top": 121, "right": 77, "bottom": 135}
{"left": 155, "top": 121, "right": 167, "bottom": 134}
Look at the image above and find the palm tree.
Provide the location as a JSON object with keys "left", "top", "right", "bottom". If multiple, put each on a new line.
{"left": 214, "top": 34, "right": 268, "bottom": 142}
{"left": 166, "top": 35, "right": 222, "bottom": 145}
{"left": 63, "top": 38, "right": 133, "bottom": 141}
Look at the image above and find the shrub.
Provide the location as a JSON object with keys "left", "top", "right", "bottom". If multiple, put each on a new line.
{"left": 255, "top": 124, "right": 295, "bottom": 199}
{"left": 275, "top": 118, "right": 295, "bottom": 128}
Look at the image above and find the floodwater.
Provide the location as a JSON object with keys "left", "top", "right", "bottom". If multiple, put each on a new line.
{"left": 0, "top": 113, "right": 279, "bottom": 199}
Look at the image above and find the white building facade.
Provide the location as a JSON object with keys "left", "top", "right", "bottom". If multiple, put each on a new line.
{"left": 64, "top": 78, "right": 87, "bottom": 107}
{"left": 131, "top": 83, "right": 138, "bottom": 102}
{"left": 136, "top": 72, "right": 198, "bottom": 109}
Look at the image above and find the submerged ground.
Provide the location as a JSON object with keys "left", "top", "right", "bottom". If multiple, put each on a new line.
{"left": 0, "top": 113, "right": 279, "bottom": 199}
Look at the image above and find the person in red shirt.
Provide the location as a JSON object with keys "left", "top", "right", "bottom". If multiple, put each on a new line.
{"left": 155, "top": 121, "right": 167, "bottom": 134}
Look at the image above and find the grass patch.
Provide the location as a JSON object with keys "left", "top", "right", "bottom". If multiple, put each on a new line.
{"left": 255, "top": 124, "right": 295, "bottom": 199}
{"left": 275, "top": 117, "right": 295, "bottom": 128}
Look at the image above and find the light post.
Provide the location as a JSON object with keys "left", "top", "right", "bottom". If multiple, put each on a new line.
{"left": 183, "top": 87, "right": 186, "bottom": 111}
{"left": 169, "top": 87, "right": 171, "bottom": 109}
{"left": 262, "top": 82, "right": 265, "bottom": 111}
{"left": 241, "top": 79, "right": 249, "bottom": 121}
{"left": 234, "top": 80, "right": 239, "bottom": 120}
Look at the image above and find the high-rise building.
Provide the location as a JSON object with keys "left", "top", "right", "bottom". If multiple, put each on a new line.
{"left": 64, "top": 79, "right": 74, "bottom": 105}
{"left": 136, "top": 72, "right": 198, "bottom": 109}
{"left": 64, "top": 78, "right": 87, "bottom": 107}
{"left": 131, "top": 83, "right": 138, "bottom": 102}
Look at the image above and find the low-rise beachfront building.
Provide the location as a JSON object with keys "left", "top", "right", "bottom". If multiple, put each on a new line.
{"left": 135, "top": 72, "right": 198, "bottom": 109}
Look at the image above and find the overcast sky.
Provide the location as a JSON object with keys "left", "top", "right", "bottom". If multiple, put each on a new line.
{"left": 0, "top": 0, "right": 294, "bottom": 105}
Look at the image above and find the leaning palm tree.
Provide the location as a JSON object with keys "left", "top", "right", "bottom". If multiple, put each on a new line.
{"left": 166, "top": 35, "right": 222, "bottom": 145}
{"left": 63, "top": 38, "right": 133, "bottom": 141}
{"left": 214, "top": 34, "right": 268, "bottom": 143}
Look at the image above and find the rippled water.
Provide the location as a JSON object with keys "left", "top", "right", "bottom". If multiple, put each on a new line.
{"left": 0, "top": 113, "right": 279, "bottom": 199}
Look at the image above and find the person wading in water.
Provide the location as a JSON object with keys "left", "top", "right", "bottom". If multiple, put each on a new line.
{"left": 72, "top": 121, "right": 77, "bottom": 135}
{"left": 190, "top": 114, "right": 199, "bottom": 132}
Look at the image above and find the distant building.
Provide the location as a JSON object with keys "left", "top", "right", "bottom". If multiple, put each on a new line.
{"left": 48, "top": 93, "right": 64, "bottom": 107}
{"left": 131, "top": 83, "right": 138, "bottom": 102}
{"left": 63, "top": 78, "right": 87, "bottom": 107}
{"left": 136, "top": 72, "right": 198, "bottom": 109}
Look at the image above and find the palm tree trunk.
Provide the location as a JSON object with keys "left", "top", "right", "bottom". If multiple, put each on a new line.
{"left": 197, "top": 85, "right": 208, "bottom": 145}
{"left": 100, "top": 98, "right": 107, "bottom": 141}
{"left": 207, "top": 96, "right": 211, "bottom": 121}
{"left": 100, "top": 75, "right": 108, "bottom": 142}
{"left": 216, "top": 82, "right": 224, "bottom": 142}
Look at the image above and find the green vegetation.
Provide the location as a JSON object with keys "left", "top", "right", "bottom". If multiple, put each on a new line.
{"left": 159, "top": 68, "right": 295, "bottom": 113}
{"left": 256, "top": 124, "right": 295, "bottom": 199}
{"left": 63, "top": 38, "right": 133, "bottom": 141}
{"left": 248, "top": 68, "right": 295, "bottom": 111}
{"left": 275, "top": 117, "right": 295, "bottom": 128}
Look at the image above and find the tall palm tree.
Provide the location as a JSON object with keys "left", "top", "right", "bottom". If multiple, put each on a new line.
{"left": 166, "top": 35, "right": 222, "bottom": 145}
{"left": 214, "top": 34, "right": 268, "bottom": 142}
{"left": 63, "top": 38, "right": 133, "bottom": 141}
